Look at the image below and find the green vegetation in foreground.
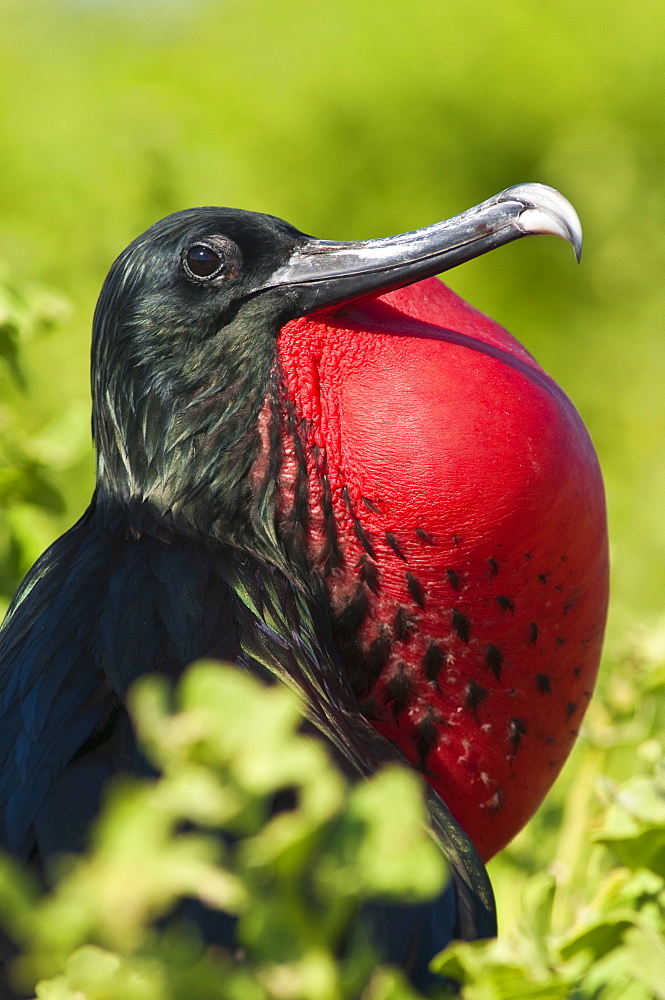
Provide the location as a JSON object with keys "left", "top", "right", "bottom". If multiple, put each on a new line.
{"left": 0, "top": 645, "right": 663, "bottom": 1000}
{"left": 0, "top": 662, "right": 446, "bottom": 1000}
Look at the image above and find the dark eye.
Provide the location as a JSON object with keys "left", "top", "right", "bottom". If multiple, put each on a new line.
{"left": 184, "top": 243, "right": 224, "bottom": 279}
{"left": 182, "top": 236, "right": 242, "bottom": 284}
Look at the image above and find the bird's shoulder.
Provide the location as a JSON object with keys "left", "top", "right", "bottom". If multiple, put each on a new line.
{"left": 0, "top": 503, "right": 244, "bottom": 853}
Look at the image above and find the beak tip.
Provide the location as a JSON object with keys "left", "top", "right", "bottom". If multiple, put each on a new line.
{"left": 500, "top": 183, "right": 583, "bottom": 263}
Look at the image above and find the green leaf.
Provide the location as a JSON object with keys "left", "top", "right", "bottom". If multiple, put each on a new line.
{"left": 595, "top": 770, "right": 665, "bottom": 873}
{"left": 433, "top": 938, "right": 570, "bottom": 1000}
{"left": 317, "top": 767, "right": 447, "bottom": 903}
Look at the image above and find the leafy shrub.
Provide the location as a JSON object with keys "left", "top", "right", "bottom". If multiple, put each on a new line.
{"left": 0, "top": 663, "right": 447, "bottom": 1000}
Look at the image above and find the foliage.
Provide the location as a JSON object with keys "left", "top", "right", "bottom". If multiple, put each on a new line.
{"left": 1, "top": 636, "right": 664, "bottom": 999}
{"left": 0, "top": 272, "right": 79, "bottom": 611}
{"left": 0, "top": 662, "right": 446, "bottom": 1000}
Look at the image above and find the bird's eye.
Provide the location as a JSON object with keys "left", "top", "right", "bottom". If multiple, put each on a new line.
{"left": 183, "top": 243, "right": 225, "bottom": 279}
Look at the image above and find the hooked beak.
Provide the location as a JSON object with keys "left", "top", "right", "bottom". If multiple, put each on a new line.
{"left": 261, "top": 183, "right": 582, "bottom": 314}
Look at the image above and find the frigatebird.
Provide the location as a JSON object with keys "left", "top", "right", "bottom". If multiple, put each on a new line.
{"left": 0, "top": 184, "right": 608, "bottom": 989}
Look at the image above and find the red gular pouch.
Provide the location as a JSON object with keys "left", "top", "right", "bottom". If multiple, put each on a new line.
{"left": 277, "top": 275, "right": 609, "bottom": 861}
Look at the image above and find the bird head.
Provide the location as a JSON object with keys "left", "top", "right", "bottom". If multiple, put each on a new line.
{"left": 91, "top": 184, "right": 581, "bottom": 544}
{"left": 91, "top": 208, "right": 306, "bottom": 536}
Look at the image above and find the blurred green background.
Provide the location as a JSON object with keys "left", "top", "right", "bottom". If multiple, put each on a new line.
{"left": 1, "top": 0, "right": 664, "bottom": 976}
